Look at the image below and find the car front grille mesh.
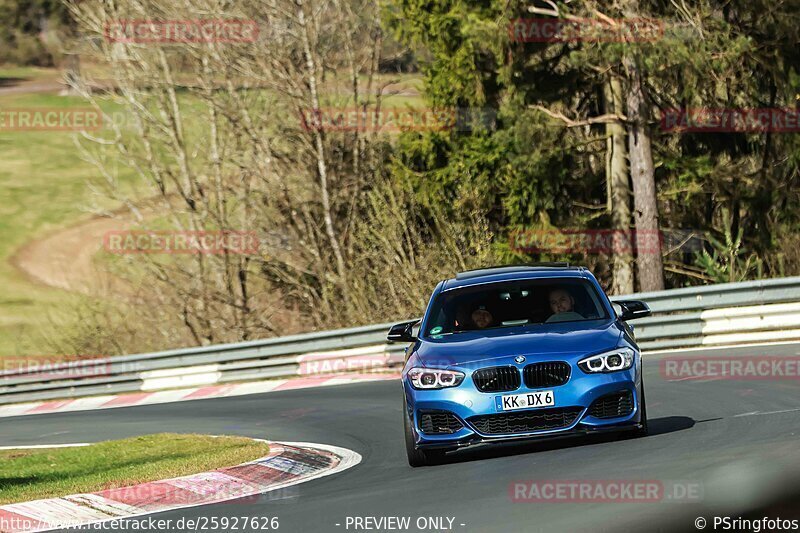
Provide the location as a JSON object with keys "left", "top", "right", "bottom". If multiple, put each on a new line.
{"left": 418, "top": 410, "right": 464, "bottom": 434}
{"left": 589, "top": 390, "right": 634, "bottom": 419}
{"left": 472, "top": 366, "right": 521, "bottom": 392}
{"left": 523, "top": 361, "right": 571, "bottom": 388}
{"left": 468, "top": 406, "right": 583, "bottom": 435}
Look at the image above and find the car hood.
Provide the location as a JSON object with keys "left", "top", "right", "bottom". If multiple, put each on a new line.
{"left": 413, "top": 320, "right": 623, "bottom": 368}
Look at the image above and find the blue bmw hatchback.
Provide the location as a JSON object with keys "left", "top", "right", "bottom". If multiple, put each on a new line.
{"left": 388, "top": 264, "right": 652, "bottom": 467}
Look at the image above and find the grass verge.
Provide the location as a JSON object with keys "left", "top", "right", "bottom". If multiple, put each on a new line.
{"left": 0, "top": 87, "right": 134, "bottom": 357}
{"left": 0, "top": 433, "right": 269, "bottom": 504}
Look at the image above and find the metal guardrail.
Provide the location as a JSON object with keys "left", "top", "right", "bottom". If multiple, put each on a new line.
{"left": 627, "top": 277, "right": 800, "bottom": 350}
{"left": 2, "top": 277, "right": 800, "bottom": 405}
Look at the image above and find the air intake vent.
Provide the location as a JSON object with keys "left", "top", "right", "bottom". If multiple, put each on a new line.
{"left": 469, "top": 407, "right": 583, "bottom": 435}
{"left": 418, "top": 410, "right": 463, "bottom": 434}
{"left": 589, "top": 391, "right": 634, "bottom": 419}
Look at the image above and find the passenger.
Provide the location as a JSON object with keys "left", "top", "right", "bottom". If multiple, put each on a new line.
{"left": 470, "top": 306, "right": 494, "bottom": 329}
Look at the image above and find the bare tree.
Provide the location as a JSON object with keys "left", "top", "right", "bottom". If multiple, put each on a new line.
{"left": 61, "top": 0, "right": 492, "bottom": 352}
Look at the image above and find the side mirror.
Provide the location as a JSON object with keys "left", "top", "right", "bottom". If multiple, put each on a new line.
{"left": 614, "top": 300, "right": 651, "bottom": 321}
{"left": 387, "top": 320, "right": 418, "bottom": 343}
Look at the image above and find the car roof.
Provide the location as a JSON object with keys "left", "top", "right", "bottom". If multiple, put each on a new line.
{"left": 442, "top": 264, "right": 589, "bottom": 291}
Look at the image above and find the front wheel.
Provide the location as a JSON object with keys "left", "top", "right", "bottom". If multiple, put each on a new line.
{"left": 404, "top": 405, "right": 447, "bottom": 467}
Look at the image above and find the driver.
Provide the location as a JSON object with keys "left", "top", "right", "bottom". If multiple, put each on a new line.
{"left": 546, "top": 288, "right": 584, "bottom": 323}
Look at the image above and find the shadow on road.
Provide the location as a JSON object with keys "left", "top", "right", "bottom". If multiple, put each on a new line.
{"left": 647, "top": 415, "right": 695, "bottom": 435}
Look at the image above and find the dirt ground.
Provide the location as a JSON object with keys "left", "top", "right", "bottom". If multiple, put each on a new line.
{"left": 10, "top": 210, "right": 140, "bottom": 295}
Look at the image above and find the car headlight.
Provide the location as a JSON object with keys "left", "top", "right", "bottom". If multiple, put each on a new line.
{"left": 407, "top": 368, "right": 465, "bottom": 389}
{"left": 578, "top": 348, "right": 636, "bottom": 373}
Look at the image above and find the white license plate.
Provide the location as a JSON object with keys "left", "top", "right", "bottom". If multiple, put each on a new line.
{"left": 499, "top": 390, "right": 555, "bottom": 411}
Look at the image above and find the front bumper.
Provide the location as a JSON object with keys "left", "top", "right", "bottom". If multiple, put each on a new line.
{"left": 404, "top": 367, "right": 642, "bottom": 450}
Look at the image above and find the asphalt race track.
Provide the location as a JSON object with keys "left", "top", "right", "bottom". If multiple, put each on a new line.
{"left": 4, "top": 342, "right": 800, "bottom": 533}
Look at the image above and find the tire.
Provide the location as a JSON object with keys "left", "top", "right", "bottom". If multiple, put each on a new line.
{"left": 404, "top": 405, "right": 447, "bottom": 467}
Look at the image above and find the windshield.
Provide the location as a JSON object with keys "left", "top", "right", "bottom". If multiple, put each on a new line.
{"left": 424, "top": 278, "right": 609, "bottom": 337}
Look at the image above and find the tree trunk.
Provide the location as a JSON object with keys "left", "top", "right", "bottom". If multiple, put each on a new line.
{"left": 624, "top": 54, "right": 664, "bottom": 292}
{"left": 603, "top": 75, "right": 634, "bottom": 295}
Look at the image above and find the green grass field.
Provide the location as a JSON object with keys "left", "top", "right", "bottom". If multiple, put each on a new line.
{"left": 0, "top": 78, "right": 138, "bottom": 357}
{"left": 0, "top": 93, "right": 99, "bottom": 356}
{"left": 0, "top": 434, "right": 269, "bottom": 504}
{"left": 0, "top": 66, "right": 424, "bottom": 359}
{"left": 0, "top": 66, "right": 61, "bottom": 84}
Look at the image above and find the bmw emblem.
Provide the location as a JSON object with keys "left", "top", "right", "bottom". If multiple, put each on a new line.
{"left": 514, "top": 355, "right": 526, "bottom": 364}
